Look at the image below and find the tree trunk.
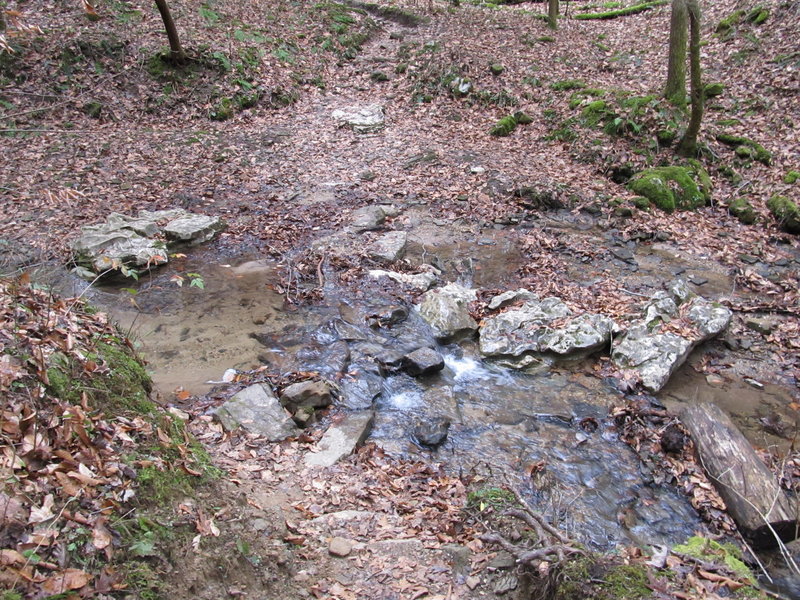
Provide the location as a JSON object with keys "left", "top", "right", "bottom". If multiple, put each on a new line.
{"left": 154, "top": 0, "right": 186, "bottom": 64}
{"left": 548, "top": 0, "right": 559, "bottom": 29}
{"left": 676, "top": 0, "right": 703, "bottom": 157}
{"left": 664, "top": 0, "right": 688, "bottom": 104}
{"left": 681, "top": 403, "right": 800, "bottom": 549}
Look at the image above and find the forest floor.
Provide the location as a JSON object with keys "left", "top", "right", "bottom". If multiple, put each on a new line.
{"left": 1, "top": 0, "right": 800, "bottom": 597}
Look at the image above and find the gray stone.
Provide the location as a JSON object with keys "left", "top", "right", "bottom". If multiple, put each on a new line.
{"left": 332, "top": 104, "right": 385, "bottom": 133}
{"left": 328, "top": 537, "right": 353, "bottom": 557}
{"left": 292, "top": 406, "right": 316, "bottom": 427}
{"left": 105, "top": 212, "right": 162, "bottom": 237}
{"left": 368, "top": 231, "right": 407, "bottom": 262}
{"left": 403, "top": 347, "right": 445, "bottom": 376}
{"left": 368, "top": 269, "right": 438, "bottom": 291}
{"left": 487, "top": 289, "right": 538, "bottom": 311}
{"left": 667, "top": 279, "right": 693, "bottom": 305}
{"left": 612, "top": 295, "right": 732, "bottom": 392}
{"left": 538, "top": 313, "right": 618, "bottom": 356}
{"left": 643, "top": 292, "right": 678, "bottom": 327}
{"left": 163, "top": 214, "right": 225, "bottom": 244}
{"left": 745, "top": 317, "right": 775, "bottom": 335}
{"left": 339, "top": 368, "right": 382, "bottom": 409}
{"left": 351, "top": 206, "right": 387, "bottom": 232}
{"left": 213, "top": 383, "right": 300, "bottom": 441}
{"left": 305, "top": 411, "right": 375, "bottom": 467}
{"left": 478, "top": 297, "right": 572, "bottom": 357}
{"left": 413, "top": 417, "right": 450, "bottom": 447}
{"left": 417, "top": 283, "right": 478, "bottom": 342}
{"left": 280, "top": 380, "right": 332, "bottom": 410}
{"left": 72, "top": 227, "right": 168, "bottom": 273}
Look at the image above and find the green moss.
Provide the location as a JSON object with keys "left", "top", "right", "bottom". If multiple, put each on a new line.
{"left": 656, "top": 128, "right": 677, "bottom": 146}
{"left": 716, "top": 10, "right": 745, "bottom": 33}
{"left": 83, "top": 101, "right": 103, "bottom": 118}
{"left": 466, "top": 486, "right": 516, "bottom": 511}
{"left": 551, "top": 79, "right": 586, "bottom": 91}
{"left": 209, "top": 97, "right": 235, "bottom": 120}
{"left": 489, "top": 63, "right": 504, "bottom": 76}
{"left": 632, "top": 196, "right": 651, "bottom": 210}
{"left": 746, "top": 6, "right": 769, "bottom": 25}
{"left": 602, "top": 564, "right": 650, "bottom": 599}
{"left": 717, "top": 133, "right": 771, "bottom": 165}
{"left": 783, "top": 170, "right": 800, "bottom": 184}
{"left": 575, "top": 0, "right": 667, "bottom": 19}
{"left": 513, "top": 110, "right": 533, "bottom": 124}
{"left": 728, "top": 197, "right": 757, "bottom": 224}
{"left": 122, "top": 561, "right": 163, "bottom": 600}
{"left": 673, "top": 536, "right": 752, "bottom": 580}
{"left": 704, "top": 82, "right": 724, "bottom": 97}
{"left": 687, "top": 159, "right": 713, "bottom": 201}
{"left": 490, "top": 114, "right": 517, "bottom": 136}
{"left": 47, "top": 341, "right": 154, "bottom": 416}
{"left": 537, "top": 35, "right": 555, "bottom": 43}
{"left": 581, "top": 100, "right": 611, "bottom": 126}
{"left": 546, "top": 117, "right": 579, "bottom": 142}
{"left": 716, "top": 118, "right": 741, "bottom": 127}
{"left": 768, "top": 194, "right": 800, "bottom": 234}
{"left": 370, "top": 70, "right": 389, "bottom": 81}
{"left": 627, "top": 165, "right": 709, "bottom": 212}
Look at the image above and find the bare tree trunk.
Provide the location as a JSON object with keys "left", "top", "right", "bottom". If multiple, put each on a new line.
{"left": 664, "top": 0, "right": 688, "bottom": 104}
{"left": 548, "top": 0, "right": 559, "bottom": 29}
{"left": 677, "top": 0, "right": 703, "bottom": 156}
{"left": 154, "top": 0, "right": 186, "bottom": 64}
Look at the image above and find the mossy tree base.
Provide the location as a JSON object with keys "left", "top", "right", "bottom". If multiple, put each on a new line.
{"left": 627, "top": 163, "right": 711, "bottom": 212}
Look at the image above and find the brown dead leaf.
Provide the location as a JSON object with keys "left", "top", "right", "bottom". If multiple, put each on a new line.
{"left": 40, "top": 568, "right": 92, "bottom": 594}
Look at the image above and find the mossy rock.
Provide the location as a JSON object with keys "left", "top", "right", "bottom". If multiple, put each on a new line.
{"left": 513, "top": 111, "right": 533, "bottom": 125}
{"left": 551, "top": 79, "right": 585, "bottom": 91}
{"left": 768, "top": 194, "right": 800, "bottom": 234}
{"left": 581, "top": 100, "right": 611, "bottom": 127}
{"left": 728, "top": 197, "right": 757, "bottom": 224}
{"left": 489, "top": 63, "right": 505, "bottom": 76}
{"left": 656, "top": 128, "right": 677, "bottom": 146}
{"left": 627, "top": 164, "right": 711, "bottom": 213}
{"left": 717, "top": 133, "right": 771, "bottom": 165}
{"left": 574, "top": 0, "right": 667, "bottom": 20}
{"left": 83, "top": 101, "right": 103, "bottom": 119}
{"left": 784, "top": 170, "right": 800, "bottom": 184}
{"left": 716, "top": 9, "right": 745, "bottom": 33}
{"left": 371, "top": 70, "right": 389, "bottom": 82}
{"left": 704, "top": 82, "right": 724, "bottom": 98}
{"left": 209, "top": 97, "right": 235, "bottom": 120}
{"left": 490, "top": 115, "right": 517, "bottom": 136}
{"left": 673, "top": 537, "right": 752, "bottom": 580}
{"left": 632, "top": 196, "right": 651, "bottom": 210}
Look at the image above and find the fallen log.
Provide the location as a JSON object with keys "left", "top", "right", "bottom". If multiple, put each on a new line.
{"left": 681, "top": 402, "right": 799, "bottom": 549}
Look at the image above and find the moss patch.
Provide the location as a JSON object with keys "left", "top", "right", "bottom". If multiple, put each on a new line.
{"left": 768, "top": 194, "right": 800, "bottom": 234}
{"left": 574, "top": 0, "right": 667, "bottom": 20}
{"left": 783, "top": 170, "right": 799, "bottom": 184}
{"left": 716, "top": 10, "right": 745, "bottom": 33}
{"left": 627, "top": 164, "right": 710, "bottom": 212}
{"left": 490, "top": 114, "right": 517, "bottom": 136}
{"left": 673, "top": 536, "right": 752, "bottom": 580}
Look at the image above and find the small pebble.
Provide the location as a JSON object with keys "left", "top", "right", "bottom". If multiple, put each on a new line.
{"left": 328, "top": 536, "right": 353, "bottom": 557}
{"left": 744, "top": 377, "right": 764, "bottom": 389}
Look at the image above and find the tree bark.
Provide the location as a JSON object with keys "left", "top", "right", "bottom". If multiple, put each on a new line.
{"left": 664, "top": 0, "right": 688, "bottom": 104}
{"left": 681, "top": 403, "right": 800, "bottom": 549}
{"left": 154, "top": 0, "right": 186, "bottom": 64}
{"left": 676, "top": 0, "right": 703, "bottom": 156}
{"left": 548, "top": 0, "right": 559, "bottom": 29}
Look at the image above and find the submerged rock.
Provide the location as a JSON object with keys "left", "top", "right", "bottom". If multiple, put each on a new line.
{"left": 417, "top": 283, "right": 478, "bottom": 342}
{"left": 413, "top": 417, "right": 450, "bottom": 448}
{"left": 213, "top": 383, "right": 299, "bottom": 441}
{"left": 332, "top": 104, "right": 386, "bottom": 133}
{"left": 368, "top": 269, "right": 438, "bottom": 291}
{"left": 280, "top": 380, "right": 332, "bottom": 411}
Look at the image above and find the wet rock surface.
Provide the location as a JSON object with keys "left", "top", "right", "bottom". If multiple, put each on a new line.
{"left": 213, "top": 383, "right": 299, "bottom": 441}
{"left": 417, "top": 283, "right": 478, "bottom": 341}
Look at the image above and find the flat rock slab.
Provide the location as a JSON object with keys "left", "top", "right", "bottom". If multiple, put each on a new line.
{"left": 163, "top": 214, "right": 225, "bottom": 244}
{"left": 369, "top": 231, "right": 407, "bottom": 262}
{"left": 213, "top": 383, "right": 299, "bottom": 441}
{"left": 305, "top": 411, "right": 375, "bottom": 468}
{"left": 280, "top": 380, "right": 332, "bottom": 410}
{"left": 369, "top": 269, "right": 438, "bottom": 291}
{"left": 332, "top": 104, "right": 385, "bottom": 133}
{"left": 351, "top": 206, "right": 387, "bottom": 232}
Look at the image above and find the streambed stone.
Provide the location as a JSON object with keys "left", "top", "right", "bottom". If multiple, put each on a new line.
{"left": 368, "top": 269, "right": 438, "bottom": 291}
{"left": 213, "top": 383, "right": 299, "bottom": 441}
{"left": 478, "top": 297, "right": 572, "bottom": 357}
{"left": 163, "top": 214, "right": 225, "bottom": 244}
{"left": 417, "top": 283, "right": 478, "bottom": 342}
{"left": 280, "top": 380, "right": 332, "bottom": 410}
{"left": 403, "top": 347, "right": 445, "bottom": 376}
{"left": 413, "top": 417, "right": 450, "bottom": 448}
{"left": 368, "top": 231, "right": 407, "bottom": 262}
{"left": 351, "top": 206, "right": 387, "bottom": 232}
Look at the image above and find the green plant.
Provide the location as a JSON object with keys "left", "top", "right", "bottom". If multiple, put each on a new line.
{"left": 783, "top": 170, "right": 799, "bottom": 184}
{"left": 466, "top": 486, "right": 516, "bottom": 511}
{"left": 551, "top": 79, "right": 586, "bottom": 91}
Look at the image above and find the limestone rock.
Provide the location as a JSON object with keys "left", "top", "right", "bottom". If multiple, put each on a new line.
{"left": 478, "top": 297, "right": 572, "bottom": 357}
{"left": 487, "top": 289, "right": 538, "bottom": 311}
{"left": 351, "top": 206, "right": 387, "bottom": 232}
{"left": 163, "top": 214, "right": 225, "bottom": 244}
{"left": 280, "top": 380, "right": 332, "bottom": 410}
{"left": 403, "top": 347, "right": 445, "bottom": 377}
{"left": 368, "top": 269, "right": 438, "bottom": 291}
{"left": 329, "top": 537, "right": 354, "bottom": 557}
{"left": 213, "top": 383, "right": 300, "bottom": 441}
{"left": 538, "top": 313, "right": 618, "bottom": 356}
{"left": 368, "top": 231, "right": 407, "bottom": 262}
{"left": 332, "top": 104, "right": 385, "bottom": 133}
{"left": 417, "top": 283, "right": 478, "bottom": 342}
{"left": 305, "top": 410, "right": 375, "bottom": 467}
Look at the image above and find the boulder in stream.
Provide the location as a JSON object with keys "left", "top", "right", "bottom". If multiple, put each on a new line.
{"left": 413, "top": 416, "right": 450, "bottom": 448}
{"left": 163, "top": 214, "right": 225, "bottom": 244}
{"left": 280, "top": 380, "right": 333, "bottom": 411}
{"left": 368, "top": 231, "right": 408, "bottom": 262}
{"left": 369, "top": 269, "right": 438, "bottom": 291}
{"left": 417, "top": 283, "right": 478, "bottom": 342}
{"left": 213, "top": 383, "right": 299, "bottom": 441}
{"left": 403, "top": 347, "right": 445, "bottom": 377}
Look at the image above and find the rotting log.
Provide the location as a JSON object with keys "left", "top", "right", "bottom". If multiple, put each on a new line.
{"left": 681, "top": 402, "right": 799, "bottom": 549}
